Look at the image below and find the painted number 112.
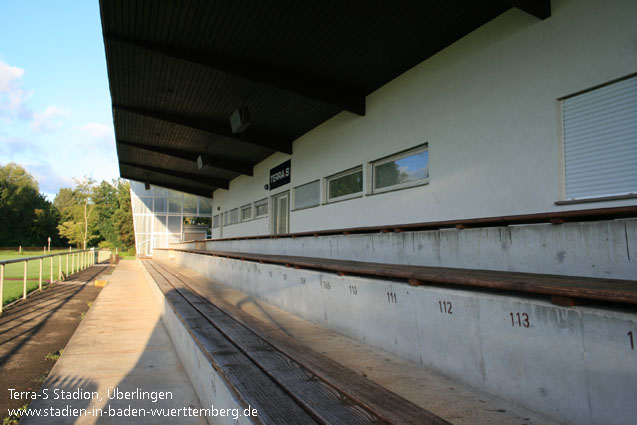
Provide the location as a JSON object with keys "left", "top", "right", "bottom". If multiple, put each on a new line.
{"left": 438, "top": 301, "right": 452, "bottom": 314}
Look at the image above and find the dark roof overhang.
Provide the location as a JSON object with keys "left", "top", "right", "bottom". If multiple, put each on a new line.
{"left": 100, "top": 0, "right": 550, "bottom": 197}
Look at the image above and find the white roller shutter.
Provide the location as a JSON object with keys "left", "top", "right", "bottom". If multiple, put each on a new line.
{"left": 563, "top": 75, "right": 637, "bottom": 199}
{"left": 229, "top": 208, "right": 239, "bottom": 224}
{"left": 294, "top": 180, "right": 320, "bottom": 209}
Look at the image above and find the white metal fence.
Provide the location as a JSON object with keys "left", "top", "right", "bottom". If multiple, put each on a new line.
{"left": 0, "top": 249, "right": 111, "bottom": 314}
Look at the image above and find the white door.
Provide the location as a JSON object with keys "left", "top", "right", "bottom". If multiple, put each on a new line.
{"left": 271, "top": 192, "right": 290, "bottom": 235}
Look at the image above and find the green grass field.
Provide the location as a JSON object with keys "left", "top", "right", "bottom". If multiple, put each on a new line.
{"left": 0, "top": 250, "right": 90, "bottom": 306}
{"left": 118, "top": 249, "right": 136, "bottom": 260}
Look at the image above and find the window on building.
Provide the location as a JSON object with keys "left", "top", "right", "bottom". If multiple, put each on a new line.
{"left": 140, "top": 196, "right": 153, "bottom": 212}
{"left": 372, "top": 145, "right": 429, "bottom": 193}
{"left": 167, "top": 216, "right": 181, "bottom": 234}
{"left": 229, "top": 208, "right": 239, "bottom": 224}
{"left": 199, "top": 197, "right": 213, "bottom": 214}
{"left": 255, "top": 198, "right": 268, "bottom": 217}
{"left": 562, "top": 75, "right": 637, "bottom": 200}
{"left": 183, "top": 194, "right": 198, "bottom": 214}
{"left": 213, "top": 215, "right": 220, "bottom": 229}
{"left": 130, "top": 180, "right": 149, "bottom": 194}
{"left": 168, "top": 192, "right": 183, "bottom": 214}
{"left": 241, "top": 204, "right": 252, "bottom": 221}
{"left": 326, "top": 167, "right": 363, "bottom": 202}
{"left": 294, "top": 180, "right": 320, "bottom": 210}
{"left": 154, "top": 215, "right": 167, "bottom": 233}
{"left": 223, "top": 212, "right": 229, "bottom": 226}
{"left": 154, "top": 197, "right": 167, "bottom": 213}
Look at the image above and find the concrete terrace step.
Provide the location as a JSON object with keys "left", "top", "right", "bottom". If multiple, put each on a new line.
{"left": 163, "top": 248, "right": 637, "bottom": 306}
{"left": 157, "top": 248, "right": 637, "bottom": 425}
{"left": 142, "top": 258, "right": 562, "bottom": 425}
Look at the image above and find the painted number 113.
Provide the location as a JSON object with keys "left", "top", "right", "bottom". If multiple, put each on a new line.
{"left": 510, "top": 312, "right": 530, "bottom": 328}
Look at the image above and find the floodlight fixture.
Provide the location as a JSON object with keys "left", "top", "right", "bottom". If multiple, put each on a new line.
{"left": 230, "top": 106, "right": 251, "bottom": 134}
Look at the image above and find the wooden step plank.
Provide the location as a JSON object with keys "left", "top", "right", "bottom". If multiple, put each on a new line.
{"left": 152, "top": 259, "right": 452, "bottom": 425}
{"left": 170, "top": 249, "right": 637, "bottom": 305}
{"left": 143, "top": 261, "right": 319, "bottom": 425}
{"left": 196, "top": 205, "right": 637, "bottom": 242}
{"left": 157, "top": 263, "right": 384, "bottom": 425}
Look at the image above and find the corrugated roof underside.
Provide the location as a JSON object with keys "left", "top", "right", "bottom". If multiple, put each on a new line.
{"left": 101, "top": 0, "right": 513, "bottom": 196}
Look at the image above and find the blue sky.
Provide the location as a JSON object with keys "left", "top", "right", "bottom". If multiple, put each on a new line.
{"left": 0, "top": 0, "right": 118, "bottom": 199}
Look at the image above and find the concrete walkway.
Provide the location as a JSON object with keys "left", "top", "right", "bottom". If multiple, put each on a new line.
{"left": 22, "top": 260, "right": 205, "bottom": 425}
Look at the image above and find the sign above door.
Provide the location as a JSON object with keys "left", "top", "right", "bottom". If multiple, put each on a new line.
{"left": 269, "top": 160, "right": 291, "bottom": 190}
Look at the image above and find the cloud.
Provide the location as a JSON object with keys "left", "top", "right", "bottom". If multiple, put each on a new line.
{"left": 31, "top": 105, "right": 70, "bottom": 132}
{"left": 0, "top": 60, "right": 32, "bottom": 122}
{"left": 22, "top": 161, "right": 74, "bottom": 198}
{"left": 0, "top": 61, "right": 24, "bottom": 91}
{"left": 0, "top": 135, "right": 40, "bottom": 156}
{"left": 75, "top": 122, "right": 114, "bottom": 141}
{"left": 0, "top": 60, "right": 69, "bottom": 132}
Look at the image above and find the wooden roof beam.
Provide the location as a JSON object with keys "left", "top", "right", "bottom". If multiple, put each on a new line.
{"left": 106, "top": 34, "right": 366, "bottom": 116}
{"left": 117, "top": 140, "right": 254, "bottom": 176}
{"left": 506, "top": 1, "right": 551, "bottom": 20}
{"left": 114, "top": 104, "right": 292, "bottom": 155}
{"left": 119, "top": 161, "right": 230, "bottom": 190}
{"left": 121, "top": 174, "right": 213, "bottom": 198}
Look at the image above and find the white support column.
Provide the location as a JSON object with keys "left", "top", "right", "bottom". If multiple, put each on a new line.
{"left": 0, "top": 264, "right": 4, "bottom": 314}
{"left": 23, "top": 261, "right": 27, "bottom": 299}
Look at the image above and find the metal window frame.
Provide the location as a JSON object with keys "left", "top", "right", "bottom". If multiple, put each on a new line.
{"left": 254, "top": 198, "right": 268, "bottom": 218}
{"left": 371, "top": 143, "right": 429, "bottom": 194}
{"left": 325, "top": 166, "right": 363, "bottom": 203}
{"left": 241, "top": 204, "right": 252, "bottom": 221}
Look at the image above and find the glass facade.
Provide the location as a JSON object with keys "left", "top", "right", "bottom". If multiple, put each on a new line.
{"left": 129, "top": 180, "right": 213, "bottom": 255}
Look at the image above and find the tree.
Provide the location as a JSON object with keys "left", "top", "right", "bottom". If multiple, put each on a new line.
{"left": 0, "top": 164, "right": 135, "bottom": 250}
{"left": 53, "top": 187, "right": 75, "bottom": 213}
{"left": 92, "top": 180, "right": 119, "bottom": 247}
{"left": 56, "top": 178, "right": 99, "bottom": 249}
{"left": 91, "top": 179, "right": 134, "bottom": 250}
{"left": 0, "top": 163, "right": 60, "bottom": 247}
{"left": 54, "top": 178, "right": 134, "bottom": 250}
{"left": 0, "top": 163, "right": 39, "bottom": 191}
{"left": 112, "top": 180, "right": 134, "bottom": 248}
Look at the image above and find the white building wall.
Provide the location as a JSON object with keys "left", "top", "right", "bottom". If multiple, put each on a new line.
{"left": 210, "top": 0, "right": 637, "bottom": 239}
